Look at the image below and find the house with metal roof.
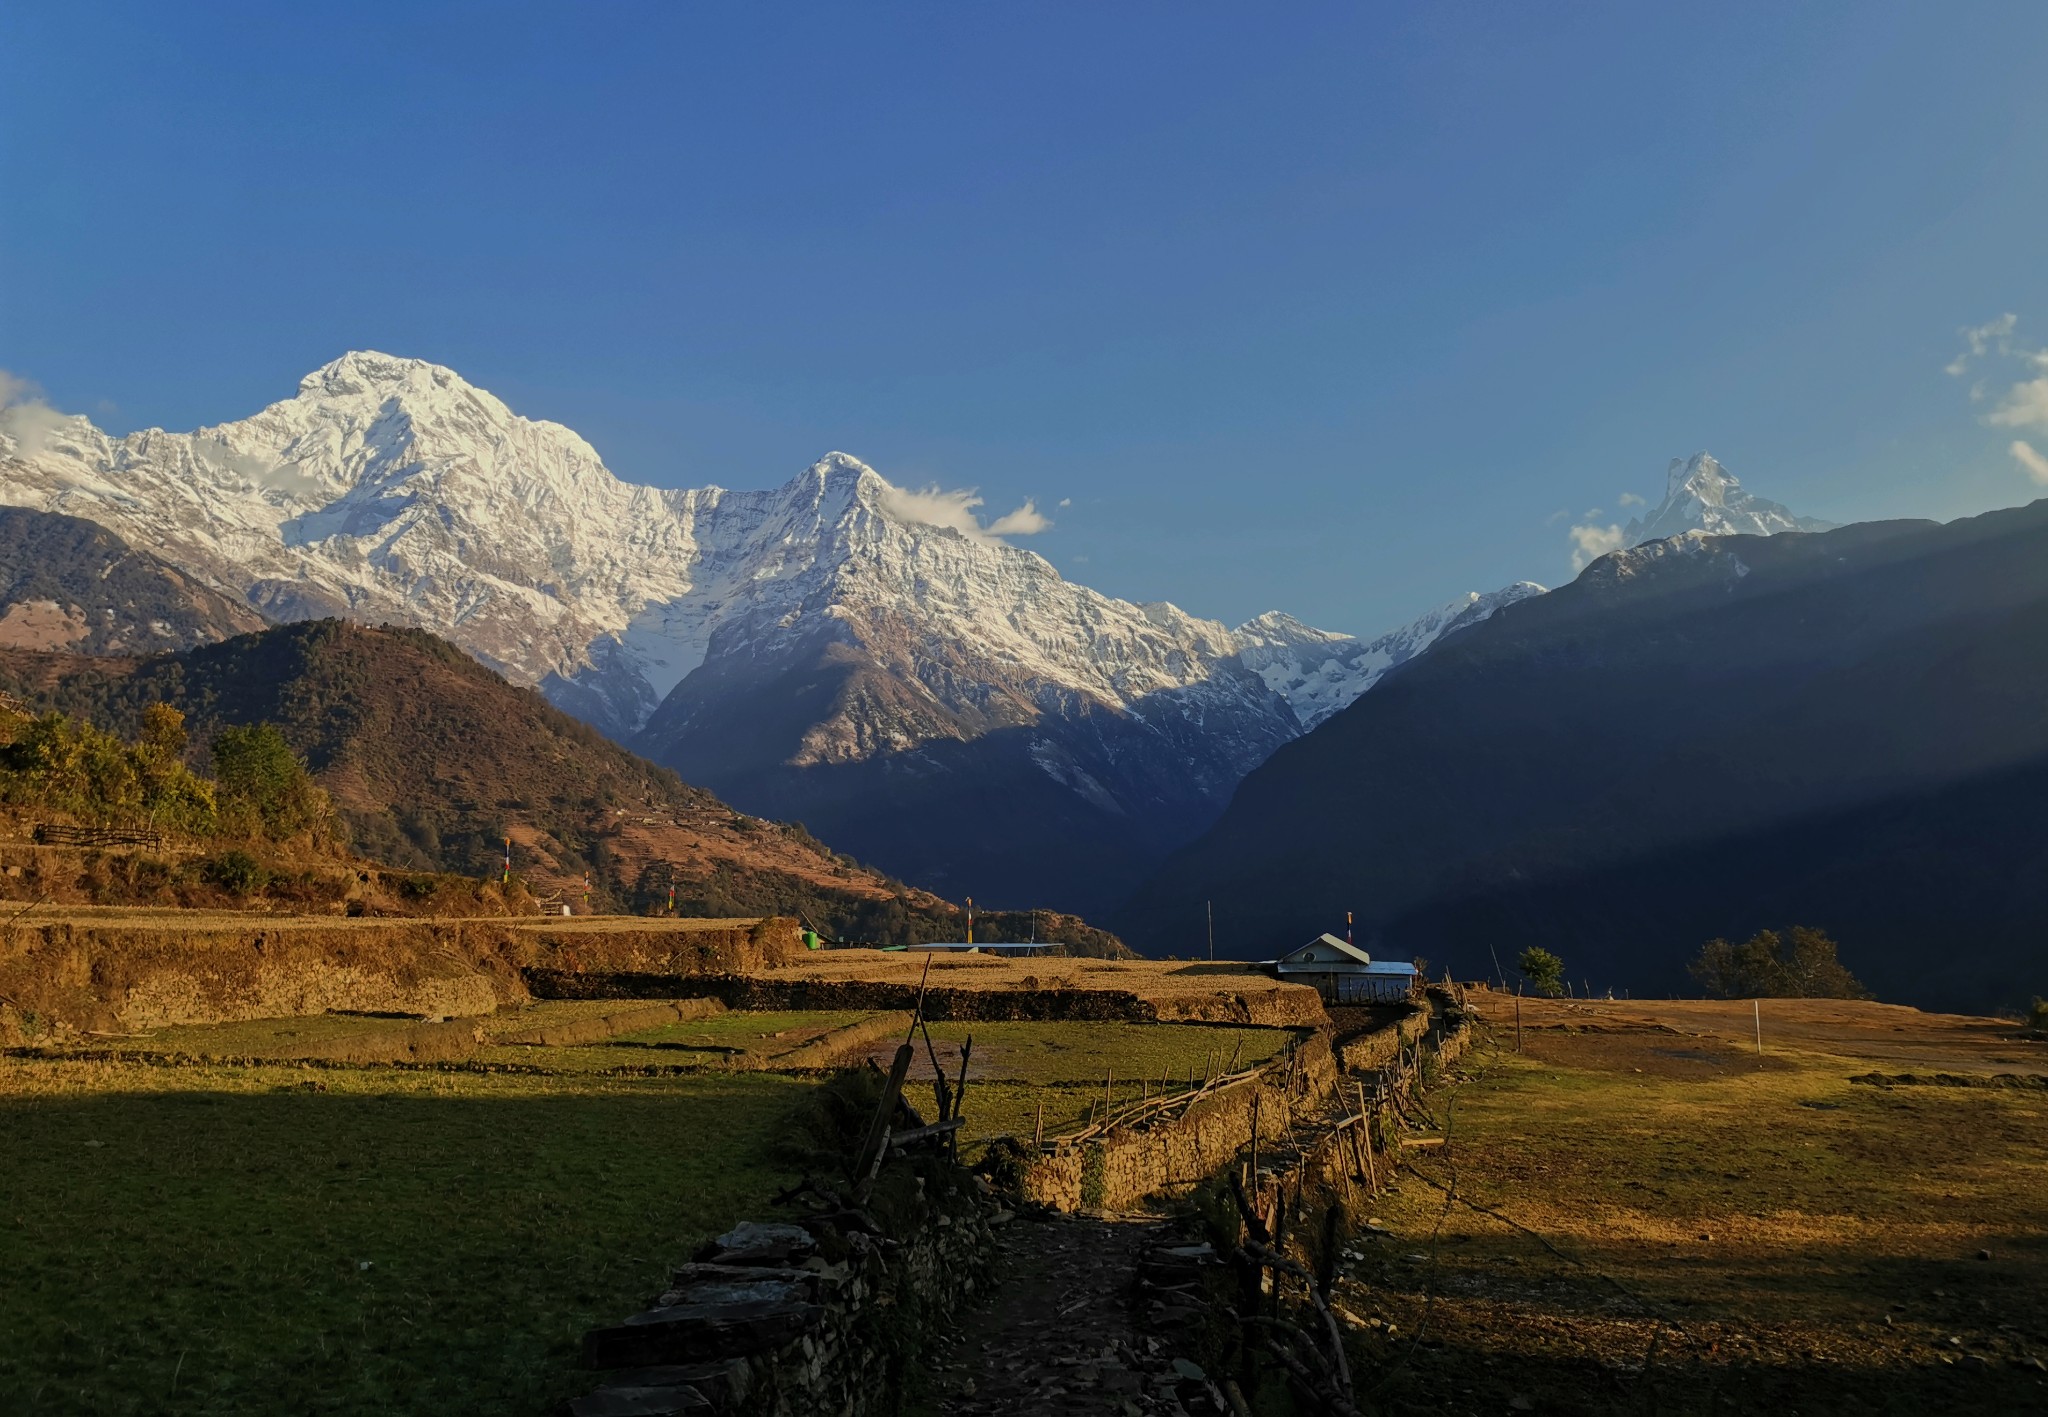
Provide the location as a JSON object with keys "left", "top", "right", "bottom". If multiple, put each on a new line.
{"left": 1270, "top": 934, "right": 1420, "bottom": 1003}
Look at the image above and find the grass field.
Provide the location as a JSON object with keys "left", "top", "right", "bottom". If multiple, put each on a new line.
{"left": 1340, "top": 997, "right": 2048, "bottom": 1415}
{"left": 0, "top": 1000, "right": 1313, "bottom": 1413}
{"left": 0, "top": 1055, "right": 816, "bottom": 1417}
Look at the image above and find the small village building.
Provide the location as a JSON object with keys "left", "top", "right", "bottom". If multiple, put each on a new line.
{"left": 1270, "top": 934, "right": 1419, "bottom": 1003}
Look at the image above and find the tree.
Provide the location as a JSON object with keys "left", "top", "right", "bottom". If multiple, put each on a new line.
{"left": 1690, "top": 927, "right": 1869, "bottom": 999}
{"left": 212, "top": 723, "right": 327, "bottom": 840}
{"left": 1518, "top": 945, "right": 1566, "bottom": 996}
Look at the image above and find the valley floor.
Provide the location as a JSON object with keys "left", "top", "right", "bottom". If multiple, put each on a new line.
{"left": 1341, "top": 994, "right": 2048, "bottom": 1414}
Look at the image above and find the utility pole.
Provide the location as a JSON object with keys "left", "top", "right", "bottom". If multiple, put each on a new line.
{"left": 1206, "top": 900, "right": 1214, "bottom": 961}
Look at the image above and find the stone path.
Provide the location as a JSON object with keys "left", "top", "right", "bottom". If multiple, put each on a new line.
{"left": 927, "top": 1212, "right": 1229, "bottom": 1417}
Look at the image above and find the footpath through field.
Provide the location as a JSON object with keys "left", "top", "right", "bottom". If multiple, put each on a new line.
{"left": 925, "top": 1212, "right": 1223, "bottom": 1417}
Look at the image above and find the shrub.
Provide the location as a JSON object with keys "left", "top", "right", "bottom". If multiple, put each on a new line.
{"left": 204, "top": 850, "right": 267, "bottom": 895}
{"left": 212, "top": 724, "right": 328, "bottom": 840}
{"left": 1517, "top": 946, "right": 1566, "bottom": 997}
{"left": 1690, "top": 927, "right": 1869, "bottom": 1000}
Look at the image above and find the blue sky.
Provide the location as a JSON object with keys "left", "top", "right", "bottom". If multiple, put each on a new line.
{"left": 6, "top": 3, "right": 2048, "bottom": 636}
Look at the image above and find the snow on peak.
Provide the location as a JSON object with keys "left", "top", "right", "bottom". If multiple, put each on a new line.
{"left": 297, "top": 349, "right": 463, "bottom": 398}
{"left": 1625, "top": 451, "right": 1834, "bottom": 547}
{"left": 0, "top": 351, "right": 1543, "bottom": 753}
{"left": 1234, "top": 581, "right": 1545, "bottom": 729}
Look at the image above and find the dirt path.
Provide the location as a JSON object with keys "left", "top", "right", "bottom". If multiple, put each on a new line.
{"left": 926, "top": 1213, "right": 1220, "bottom": 1416}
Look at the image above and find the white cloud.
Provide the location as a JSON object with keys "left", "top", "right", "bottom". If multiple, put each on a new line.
{"left": 2010, "top": 439, "right": 2048, "bottom": 485}
{"left": 875, "top": 480, "right": 1053, "bottom": 544}
{"left": 987, "top": 499, "right": 1053, "bottom": 536}
{"left": 1584, "top": 507, "right": 1603, "bottom": 519}
{"left": 0, "top": 368, "right": 70, "bottom": 456}
{"left": 1057, "top": 497, "right": 1072, "bottom": 509}
{"left": 1617, "top": 491, "right": 1647, "bottom": 508}
{"left": 1544, "top": 508, "right": 1570, "bottom": 526}
{"left": 1947, "top": 313, "right": 2019, "bottom": 376}
{"left": 1944, "top": 315, "right": 2048, "bottom": 485}
{"left": 1568, "top": 522, "right": 1625, "bottom": 572}
{"left": 1988, "top": 377, "right": 2048, "bottom": 432}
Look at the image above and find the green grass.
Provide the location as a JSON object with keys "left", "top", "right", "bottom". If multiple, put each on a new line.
{"left": 0, "top": 1056, "right": 815, "bottom": 1417}
{"left": 611, "top": 1010, "right": 876, "bottom": 1049}
{"left": 920, "top": 1020, "right": 1294, "bottom": 1085}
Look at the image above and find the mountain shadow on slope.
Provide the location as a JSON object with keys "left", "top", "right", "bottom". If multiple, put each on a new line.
{"left": 634, "top": 619, "right": 1290, "bottom": 918}
{"left": 1119, "top": 501, "right": 2048, "bottom": 1012}
{"left": 0, "top": 620, "right": 1119, "bottom": 945}
{"left": 0, "top": 507, "right": 264, "bottom": 653}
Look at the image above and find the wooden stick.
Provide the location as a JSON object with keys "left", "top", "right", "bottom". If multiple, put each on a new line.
{"left": 907, "top": 955, "right": 934, "bottom": 1041}
{"left": 919, "top": 1017, "right": 952, "bottom": 1122}
{"left": 857, "top": 1043, "right": 915, "bottom": 1184}
{"left": 950, "top": 1034, "right": 973, "bottom": 1156}
{"left": 1249, "top": 1091, "right": 1262, "bottom": 1192}
{"left": 1355, "top": 1081, "right": 1378, "bottom": 1192}
{"left": 1034, "top": 1095, "right": 1045, "bottom": 1150}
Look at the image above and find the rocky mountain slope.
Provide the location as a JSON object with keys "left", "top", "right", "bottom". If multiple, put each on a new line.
{"left": 0, "top": 620, "right": 1010, "bottom": 942}
{"left": 0, "top": 507, "right": 263, "bottom": 654}
{"left": 0, "top": 352, "right": 1538, "bottom": 910}
{"left": 1121, "top": 500, "right": 2048, "bottom": 1012}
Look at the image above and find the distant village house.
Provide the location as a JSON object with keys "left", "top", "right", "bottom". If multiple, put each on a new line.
{"left": 1270, "top": 934, "right": 1419, "bottom": 1003}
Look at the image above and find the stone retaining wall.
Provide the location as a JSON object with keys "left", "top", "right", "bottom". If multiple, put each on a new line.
{"left": 529, "top": 972, "right": 1325, "bottom": 1027}
{"left": 0, "top": 915, "right": 799, "bottom": 1042}
{"left": 567, "top": 1157, "right": 997, "bottom": 1417}
{"left": 1020, "top": 1034, "right": 1341, "bottom": 1212}
{"left": 1335, "top": 1002, "right": 1431, "bottom": 1073}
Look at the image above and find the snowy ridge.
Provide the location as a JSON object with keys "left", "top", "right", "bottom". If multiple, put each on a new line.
{"left": 1623, "top": 451, "right": 1834, "bottom": 547}
{"left": 1233, "top": 583, "right": 1545, "bottom": 729}
{"left": 0, "top": 352, "right": 1539, "bottom": 808}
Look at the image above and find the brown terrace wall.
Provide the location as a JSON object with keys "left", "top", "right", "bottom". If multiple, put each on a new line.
{"left": 1021, "top": 1034, "right": 1341, "bottom": 1212}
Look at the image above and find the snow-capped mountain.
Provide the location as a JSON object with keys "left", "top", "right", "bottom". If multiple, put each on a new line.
{"left": 1623, "top": 451, "right": 1834, "bottom": 547}
{"left": 0, "top": 352, "right": 1537, "bottom": 911}
{"left": 1235, "top": 585, "right": 1544, "bottom": 731}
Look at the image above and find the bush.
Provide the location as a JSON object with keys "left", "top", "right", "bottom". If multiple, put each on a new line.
{"left": 2028, "top": 998, "right": 2048, "bottom": 1031}
{"left": 212, "top": 724, "right": 328, "bottom": 840}
{"left": 1518, "top": 946, "right": 1566, "bottom": 997}
{"left": 204, "top": 850, "right": 267, "bottom": 895}
{"left": 1690, "top": 927, "right": 1869, "bottom": 1000}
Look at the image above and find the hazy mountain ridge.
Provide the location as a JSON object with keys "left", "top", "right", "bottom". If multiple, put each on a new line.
{"left": 1120, "top": 500, "right": 2048, "bottom": 1010}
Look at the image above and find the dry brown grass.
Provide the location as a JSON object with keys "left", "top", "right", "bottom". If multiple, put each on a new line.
{"left": 1338, "top": 994, "right": 2048, "bottom": 1414}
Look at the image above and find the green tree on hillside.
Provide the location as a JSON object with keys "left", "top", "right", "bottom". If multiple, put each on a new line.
{"left": 1690, "top": 927, "right": 1869, "bottom": 999}
{"left": 0, "top": 704, "right": 219, "bottom": 834}
{"left": 212, "top": 723, "right": 328, "bottom": 840}
{"left": 1518, "top": 946, "right": 1567, "bottom": 996}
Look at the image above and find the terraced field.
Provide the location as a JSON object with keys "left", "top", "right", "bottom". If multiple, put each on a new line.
{"left": 1, "top": 1001, "right": 1307, "bottom": 1416}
